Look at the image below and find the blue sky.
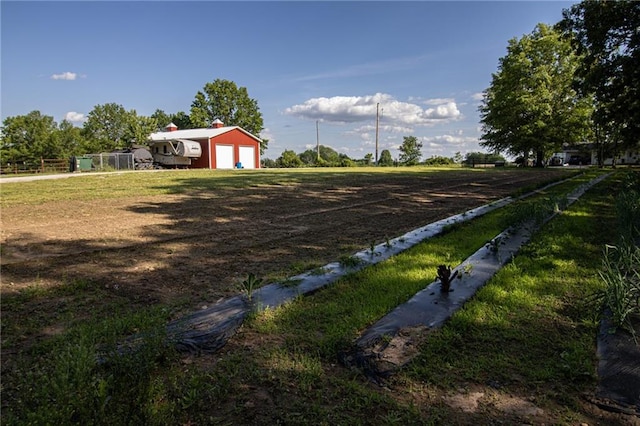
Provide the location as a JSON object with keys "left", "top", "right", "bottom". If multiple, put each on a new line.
{"left": 1, "top": 1, "right": 577, "bottom": 160}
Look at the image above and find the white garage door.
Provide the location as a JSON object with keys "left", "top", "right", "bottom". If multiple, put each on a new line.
{"left": 215, "top": 144, "right": 234, "bottom": 169}
{"left": 238, "top": 146, "right": 256, "bottom": 169}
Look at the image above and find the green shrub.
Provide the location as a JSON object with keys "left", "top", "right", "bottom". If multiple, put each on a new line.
{"left": 616, "top": 171, "right": 640, "bottom": 244}
{"left": 594, "top": 244, "right": 640, "bottom": 335}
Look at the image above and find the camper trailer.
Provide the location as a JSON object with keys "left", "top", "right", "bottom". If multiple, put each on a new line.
{"left": 148, "top": 139, "right": 202, "bottom": 168}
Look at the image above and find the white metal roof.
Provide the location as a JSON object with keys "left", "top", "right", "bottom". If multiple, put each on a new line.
{"left": 148, "top": 126, "right": 262, "bottom": 143}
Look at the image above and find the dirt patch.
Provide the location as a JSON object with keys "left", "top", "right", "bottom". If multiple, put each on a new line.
{"left": 3, "top": 169, "right": 639, "bottom": 425}
{"left": 1, "top": 170, "right": 572, "bottom": 311}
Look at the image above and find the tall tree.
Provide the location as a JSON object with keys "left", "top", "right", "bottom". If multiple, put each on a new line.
{"left": 398, "top": 136, "right": 423, "bottom": 166}
{"left": 276, "top": 149, "right": 303, "bottom": 168}
{"left": 299, "top": 145, "right": 341, "bottom": 166}
{"left": 53, "top": 119, "right": 87, "bottom": 157}
{"left": 82, "top": 103, "right": 131, "bottom": 151}
{"left": 171, "top": 111, "right": 192, "bottom": 130}
{"left": 150, "top": 109, "right": 171, "bottom": 131}
{"left": 83, "top": 104, "right": 157, "bottom": 151}
{"left": 190, "top": 79, "right": 267, "bottom": 153}
{"left": 378, "top": 149, "right": 394, "bottom": 167}
{"left": 0, "top": 111, "right": 59, "bottom": 164}
{"left": 124, "top": 113, "right": 158, "bottom": 146}
{"left": 151, "top": 109, "right": 193, "bottom": 131}
{"left": 479, "top": 23, "right": 593, "bottom": 166}
{"left": 465, "top": 151, "right": 506, "bottom": 165}
{"left": 560, "top": 0, "right": 640, "bottom": 161}
{"left": 363, "top": 153, "right": 374, "bottom": 166}
{"left": 299, "top": 148, "right": 318, "bottom": 166}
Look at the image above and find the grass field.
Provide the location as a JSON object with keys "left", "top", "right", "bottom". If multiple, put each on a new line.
{"left": 1, "top": 167, "right": 636, "bottom": 425}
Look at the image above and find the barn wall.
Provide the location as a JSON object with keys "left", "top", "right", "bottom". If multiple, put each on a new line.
{"left": 208, "top": 129, "right": 260, "bottom": 169}
{"left": 190, "top": 139, "right": 210, "bottom": 169}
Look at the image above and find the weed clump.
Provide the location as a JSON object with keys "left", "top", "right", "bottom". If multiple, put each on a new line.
{"left": 239, "top": 273, "right": 263, "bottom": 302}
{"left": 592, "top": 244, "right": 640, "bottom": 337}
{"left": 339, "top": 255, "right": 363, "bottom": 269}
{"left": 436, "top": 265, "right": 458, "bottom": 293}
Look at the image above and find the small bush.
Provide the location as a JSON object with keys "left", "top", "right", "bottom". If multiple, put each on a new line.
{"left": 506, "top": 195, "right": 567, "bottom": 227}
{"left": 239, "top": 273, "right": 264, "bottom": 302}
{"left": 593, "top": 244, "right": 640, "bottom": 335}
{"left": 339, "top": 255, "right": 363, "bottom": 268}
{"left": 616, "top": 171, "right": 640, "bottom": 244}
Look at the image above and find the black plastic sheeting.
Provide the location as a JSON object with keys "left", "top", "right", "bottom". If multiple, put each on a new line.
{"left": 166, "top": 296, "right": 249, "bottom": 353}
{"left": 342, "top": 223, "right": 538, "bottom": 380}
{"left": 141, "top": 173, "right": 638, "bottom": 413}
{"left": 162, "top": 195, "right": 519, "bottom": 354}
{"left": 594, "top": 314, "right": 640, "bottom": 415}
{"left": 343, "top": 173, "right": 616, "bottom": 380}
{"left": 160, "top": 173, "right": 607, "bottom": 357}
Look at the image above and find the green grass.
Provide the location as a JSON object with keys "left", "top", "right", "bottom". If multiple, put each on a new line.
{"left": 0, "top": 166, "right": 579, "bottom": 208}
{"left": 588, "top": 170, "right": 640, "bottom": 334}
{"left": 1, "top": 168, "right": 620, "bottom": 424}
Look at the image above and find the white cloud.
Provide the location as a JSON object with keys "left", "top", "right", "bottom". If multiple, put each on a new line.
{"left": 422, "top": 134, "right": 479, "bottom": 146}
{"left": 424, "top": 102, "right": 461, "bottom": 120}
{"left": 471, "top": 92, "right": 485, "bottom": 101}
{"left": 260, "top": 127, "right": 274, "bottom": 143}
{"left": 64, "top": 111, "right": 86, "bottom": 123}
{"left": 352, "top": 123, "right": 413, "bottom": 138}
{"left": 422, "top": 98, "right": 456, "bottom": 106}
{"left": 419, "top": 133, "right": 484, "bottom": 158}
{"left": 285, "top": 93, "right": 461, "bottom": 127}
{"left": 51, "top": 72, "right": 78, "bottom": 81}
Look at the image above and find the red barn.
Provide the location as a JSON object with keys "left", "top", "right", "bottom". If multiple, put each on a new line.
{"left": 148, "top": 119, "right": 261, "bottom": 169}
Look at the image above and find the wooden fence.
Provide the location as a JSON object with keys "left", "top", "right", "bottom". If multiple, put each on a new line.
{"left": 0, "top": 158, "right": 69, "bottom": 175}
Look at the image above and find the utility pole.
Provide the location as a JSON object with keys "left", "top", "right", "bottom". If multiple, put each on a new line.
{"left": 375, "top": 103, "right": 379, "bottom": 166}
{"left": 316, "top": 120, "right": 320, "bottom": 162}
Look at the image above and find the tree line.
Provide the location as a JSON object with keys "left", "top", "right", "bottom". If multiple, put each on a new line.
{"left": 480, "top": 1, "right": 639, "bottom": 167}
{"left": 2, "top": 1, "right": 637, "bottom": 169}
{"left": 268, "top": 136, "right": 423, "bottom": 168}
{"left": 0, "top": 79, "right": 266, "bottom": 166}
{"left": 266, "top": 139, "right": 504, "bottom": 169}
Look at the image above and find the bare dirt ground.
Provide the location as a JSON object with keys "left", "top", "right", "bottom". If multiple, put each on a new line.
{"left": 1, "top": 169, "right": 573, "bottom": 311}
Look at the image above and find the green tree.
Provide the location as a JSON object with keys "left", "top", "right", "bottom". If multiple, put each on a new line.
{"left": 276, "top": 150, "right": 303, "bottom": 168}
{"left": 189, "top": 79, "right": 267, "bottom": 154}
{"left": 338, "top": 153, "right": 355, "bottom": 167}
{"left": 124, "top": 113, "right": 158, "bottom": 146}
{"left": 560, "top": 0, "right": 640, "bottom": 162}
{"left": 84, "top": 104, "right": 158, "bottom": 150}
{"left": 53, "top": 119, "right": 87, "bottom": 157}
{"left": 261, "top": 157, "right": 277, "bottom": 168}
{"left": 299, "top": 145, "right": 344, "bottom": 166}
{"left": 299, "top": 148, "right": 320, "bottom": 166}
{"left": 453, "top": 151, "right": 463, "bottom": 164}
{"left": 464, "top": 151, "right": 506, "bottom": 165}
{"left": 378, "top": 149, "right": 394, "bottom": 167}
{"left": 424, "top": 156, "right": 454, "bottom": 166}
{"left": 151, "top": 109, "right": 193, "bottom": 131}
{"left": 150, "top": 109, "right": 171, "bottom": 131}
{"left": 363, "top": 153, "right": 374, "bottom": 166}
{"left": 171, "top": 111, "right": 192, "bottom": 130}
{"left": 398, "top": 136, "right": 423, "bottom": 166}
{"left": 479, "top": 23, "right": 592, "bottom": 166}
{"left": 82, "top": 103, "right": 132, "bottom": 151}
{"left": 0, "top": 111, "right": 59, "bottom": 164}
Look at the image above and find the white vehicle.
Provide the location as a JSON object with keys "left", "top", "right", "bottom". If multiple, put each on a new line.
{"left": 148, "top": 139, "right": 202, "bottom": 168}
